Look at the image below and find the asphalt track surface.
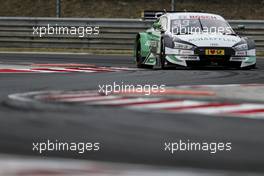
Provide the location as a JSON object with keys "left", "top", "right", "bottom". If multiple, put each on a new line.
{"left": 0, "top": 53, "right": 264, "bottom": 173}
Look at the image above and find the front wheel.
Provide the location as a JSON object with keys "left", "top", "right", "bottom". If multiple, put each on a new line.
{"left": 240, "top": 63, "right": 257, "bottom": 70}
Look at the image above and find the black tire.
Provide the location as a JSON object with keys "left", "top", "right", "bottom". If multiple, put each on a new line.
{"left": 160, "top": 38, "right": 166, "bottom": 69}
{"left": 240, "top": 63, "right": 257, "bottom": 70}
{"left": 136, "top": 39, "right": 145, "bottom": 68}
{"left": 136, "top": 39, "right": 153, "bottom": 69}
{"left": 252, "top": 63, "right": 257, "bottom": 69}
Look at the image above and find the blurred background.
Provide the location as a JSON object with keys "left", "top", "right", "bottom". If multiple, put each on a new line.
{"left": 0, "top": 0, "right": 263, "bottom": 19}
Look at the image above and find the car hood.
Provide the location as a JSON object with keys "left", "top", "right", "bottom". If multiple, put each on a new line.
{"left": 175, "top": 33, "right": 242, "bottom": 47}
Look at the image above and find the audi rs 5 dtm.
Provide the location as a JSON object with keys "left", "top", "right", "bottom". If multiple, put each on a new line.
{"left": 135, "top": 11, "right": 256, "bottom": 69}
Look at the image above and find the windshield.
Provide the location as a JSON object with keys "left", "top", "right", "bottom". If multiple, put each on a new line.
{"left": 171, "top": 19, "right": 235, "bottom": 35}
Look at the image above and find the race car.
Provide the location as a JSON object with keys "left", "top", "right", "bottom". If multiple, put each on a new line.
{"left": 135, "top": 11, "right": 256, "bottom": 69}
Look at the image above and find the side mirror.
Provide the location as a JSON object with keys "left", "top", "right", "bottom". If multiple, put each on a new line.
{"left": 237, "top": 25, "right": 245, "bottom": 30}
{"left": 153, "top": 22, "right": 161, "bottom": 30}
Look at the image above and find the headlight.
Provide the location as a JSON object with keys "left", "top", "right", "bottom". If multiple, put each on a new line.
{"left": 233, "top": 43, "right": 248, "bottom": 51}
{"left": 174, "top": 42, "right": 193, "bottom": 50}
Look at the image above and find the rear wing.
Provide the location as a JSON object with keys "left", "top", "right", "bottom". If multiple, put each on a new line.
{"left": 142, "top": 10, "right": 204, "bottom": 21}
{"left": 142, "top": 11, "right": 165, "bottom": 21}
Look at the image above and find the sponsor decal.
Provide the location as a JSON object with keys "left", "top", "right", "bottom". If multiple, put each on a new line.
{"left": 188, "top": 37, "right": 239, "bottom": 43}
{"left": 178, "top": 15, "right": 218, "bottom": 20}
{"left": 205, "top": 49, "right": 225, "bottom": 55}
{"left": 235, "top": 51, "right": 247, "bottom": 56}
{"left": 189, "top": 15, "right": 218, "bottom": 20}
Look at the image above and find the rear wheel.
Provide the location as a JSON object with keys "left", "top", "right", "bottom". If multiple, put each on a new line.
{"left": 136, "top": 39, "right": 145, "bottom": 68}
{"left": 136, "top": 39, "right": 153, "bottom": 69}
{"left": 160, "top": 38, "right": 166, "bottom": 69}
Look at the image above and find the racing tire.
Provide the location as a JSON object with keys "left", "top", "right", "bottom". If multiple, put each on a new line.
{"left": 240, "top": 63, "right": 257, "bottom": 70}
{"left": 160, "top": 38, "right": 166, "bottom": 69}
{"left": 136, "top": 39, "right": 152, "bottom": 69}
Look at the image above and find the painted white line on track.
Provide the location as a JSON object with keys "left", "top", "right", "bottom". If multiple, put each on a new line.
{"left": 128, "top": 100, "right": 207, "bottom": 109}
{"left": 0, "top": 51, "right": 92, "bottom": 55}
{"left": 238, "top": 113, "right": 264, "bottom": 118}
{"left": 56, "top": 68, "right": 98, "bottom": 73}
{"left": 0, "top": 63, "right": 139, "bottom": 73}
{"left": 57, "top": 95, "right": 120, "bottom": 102}
{"left": 181, "top": 104, "right": 264, "bottom": 115}
{"left": 35, "top": 92, "right": 100, "bottom": 100}
{"left": 92, "top": 98, "right": 162, "bottom": 105}
{"left": 176, "top": 84, "right": 264, "bottom": 89}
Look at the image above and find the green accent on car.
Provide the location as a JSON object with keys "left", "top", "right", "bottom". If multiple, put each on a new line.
{"left": 165, "top": 55, "right": 187, "bottom": 66}
{"left": 138, "top": 31, "right": 161, "bottom": 58}
{"left": 138, "top": 32, "right": 150, "bottom": 57}
{"left": 240, "top": 56, "right": 256, "bottom": 67}
{"left": 167, "top": 55, "right": 183, "bottom": 62}
{"left": 144, "top": 53, "right": 156, "bottom": 65}
{"left": 244, "top": 56, "right": 256, "bottom": 63}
